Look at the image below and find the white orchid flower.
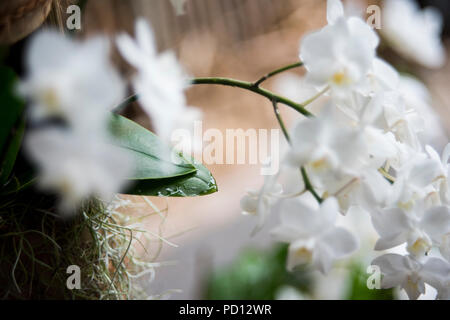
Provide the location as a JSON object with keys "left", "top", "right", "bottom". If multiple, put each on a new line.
{"left": 426, "top": 144, "right": 450, "bottom": 206}
{"left": 170, "top": 0, "right": 187, "bottom": 15}
{"left": 398, "top": 76, "right": 446, "bottom": 146}
{"left": 25, "top": 128, "right": 132, "bottom": 215}
{"left": 286, "top": 104, "right": 367, "bottom": 178}
{"left": 116, "top": 18, "right": 201, "bottom": 144}
{"left": 19, "top": 31, "right": 125, "bottom": 130}
{"left": 381, "top": 0, "right": 446, "bottom": 69}
{"left": 300, "top": 0, "right": 378, "bottom": 95}
{"left": 241, "top": 174, "right": 283, "bottom": 235}
{"left": 357, "top": 58, "right": 400, "bottom": 96}
{"left": 380, "top": 91, "right": 424, "bottom": 152}
{"left": 386, "top": 149, "right": 446, "bottom": 211}
{"left": 271, "top": 197, "right": 358, "bottom": 274}
{"left": 371, "top": 203, "right": 450, "bottom": 257}
{"left": 372, "top": 254, "right": 450, "bottom": 300}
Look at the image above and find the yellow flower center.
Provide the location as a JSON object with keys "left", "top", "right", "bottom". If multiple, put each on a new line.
{"left": 294, "top": 247, "right": 313, "bottom": 263}
{"left": 41, "top": 88, "right": 61, "bottom": 114}
{"left": 60, "top": 177, "right": 75, "bottom": 197}
{"left": 311, "top": 157, "right": 330, "bottom": 172}
{"left": 408, "top": 238, "right": 431, "bottom": 257}
{"left": 398, "top": 200, "right": 414, "bottom": 211}
{"left": 332, "top": 71, "right": 350, "bottom": 86}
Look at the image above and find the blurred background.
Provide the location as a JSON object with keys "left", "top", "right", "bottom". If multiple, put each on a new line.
{"left": 4, "top": 0, "right": 450, "bottom": 299}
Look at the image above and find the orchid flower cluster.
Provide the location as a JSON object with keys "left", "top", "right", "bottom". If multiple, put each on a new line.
{"left": 241, "top": 0, "right": 450, "bottom": 300}
{"left": 19, "top": 20, "right": 199, "bottom": 214}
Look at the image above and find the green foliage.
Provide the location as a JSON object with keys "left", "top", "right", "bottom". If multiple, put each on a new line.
{"left": 126, "top": 156, "right": 217, "bottom": 196}
{"left": 109, "top": 114, "right": 217, "bottom": 197}
{"left": 205, "top": 245, "right": 311, "bottom": 300}
{"left": 344, "top": 263, "right": 394, "bottom": 300}
{"left": 0, "top": 66, "right": 26, "bottom": 186}
{"left": 0, "top": 115, "right": 26, "bottom": 186}
{"left": 109, "top": 114, "right": 196, "bottom": 179}
{"left": 205, "top": 246, "right": 395, "bottom": 300}
{"left": 0, "top": 172, "right": 36, "bottom": 196}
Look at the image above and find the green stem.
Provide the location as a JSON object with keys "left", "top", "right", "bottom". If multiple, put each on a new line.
{"left": 253, "top": 62, "right": 304, "bottom": 87}
{"left": 270, "top": 100, "right": 323, "bottom": 204}
{"left": 191, "top": 77, "right": 313, "bottom": 117}
{"left": 301, "top": 167, "right": 323, "bottom": 203}
{"left": 271, "top": 99, "right": 291, "bottom": 144}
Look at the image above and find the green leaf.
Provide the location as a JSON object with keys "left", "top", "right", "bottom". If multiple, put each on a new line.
{"left": 0, "top": 114, "right": 26, "bottom": 185}
{"left": 0, "top": 66, "right": 26, "bottom": 185}
{"left": 109, "top": 114, "right": 196, "bottom": 180}
{"left": 345, "top": 263, "right": 394, "bottom": 300}
{"left": 124, "top": 156, "right": 218, "bottom": 197}
{"left": 0, "top": 66, "right": 24, "bottom": 153}
{"left": 205, "top": 245, "right": 311, "bottom": 300}
{"left": 109, "top": 113, "right": 218, "bottom": 197}
{"left": 0, "top": 172, "right": 36, "bottom": 196}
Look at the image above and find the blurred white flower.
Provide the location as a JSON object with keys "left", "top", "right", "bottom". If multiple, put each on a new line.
{"left": 275, "top": 285, "right": 306, "bottom": 300}
{"left": 286, "top": 105, "right": 367, "bottom": 178}
{"left": 241, "top": 174, "right": 282, "bottom": 235}
{"left": 381, "top": 0, "right": 446, "bottom": 69}
{"left": 300, "top": 0, "right": 378, "bottom": 94}
{"left": 19, "top": 31, "right": 125, "bottom": 130}
{"left": 271, "top": 197, "right": 358, "bottom": 274}
{"left": 357, "top": 58, "right": 399, "bottom": 96}
{"left": 116, "top": 18, "right": 202, "bottom": 143}
{"left": 426, "top": 144, "right": 450, "bottom": 207}
{"left": 387, "top": 149, "right": 445, "bottom": 210}
{"left": 381, "top": 91, "right": 423, "bottom": 151}
{"left": 371, "top": 204, "right": 450, "bottom": 257}
{"left": 273, "top": 74, "right": 326, "bottom": 112}
{"left": 372, "top": 254, "right": 450, "bottom": 300}
{"left": 326, "top": 0, "right": 345, "bottom": 24}
{"left": 25, "top": 128, "right": 132, "bottom": 215}
{"left": 398, "top": 75, "right": 447, "bottom": 146}
{"left": 19, "top": 29, "right": 134, "bottom": 215}
{"left": 170, "top": 0, "right": 187, "bottom": 15}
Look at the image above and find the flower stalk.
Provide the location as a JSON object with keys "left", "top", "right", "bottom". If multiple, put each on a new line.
{"left": 252, "top": 61, "right": 304, "bottom": 87}
{"left": 191, "top": 77, "right": 313, "bottom": 117}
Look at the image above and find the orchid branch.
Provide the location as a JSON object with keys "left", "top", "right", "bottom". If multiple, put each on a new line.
{"left": 191, "top": 77, "right": 313, "bottom": 117}
{"left": 114, "top": 62, "right": 311, "bottom": 116}
{"left": 271, "top": 98, "right": 291, "bottom": 144}
{"left": 270, "top": 99, "right": 323, "bottom": 203}
{"left": 113, "top": 78, "right": 313, "bottom": 117}
{"left": 253, "top": 62, "right": 304, "bottom": 88}
{"left": 114, "top": 62, "right": 324, "bottom": 202}
{"left": 301, "top": 167, "right": 323, "bottom": 204}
